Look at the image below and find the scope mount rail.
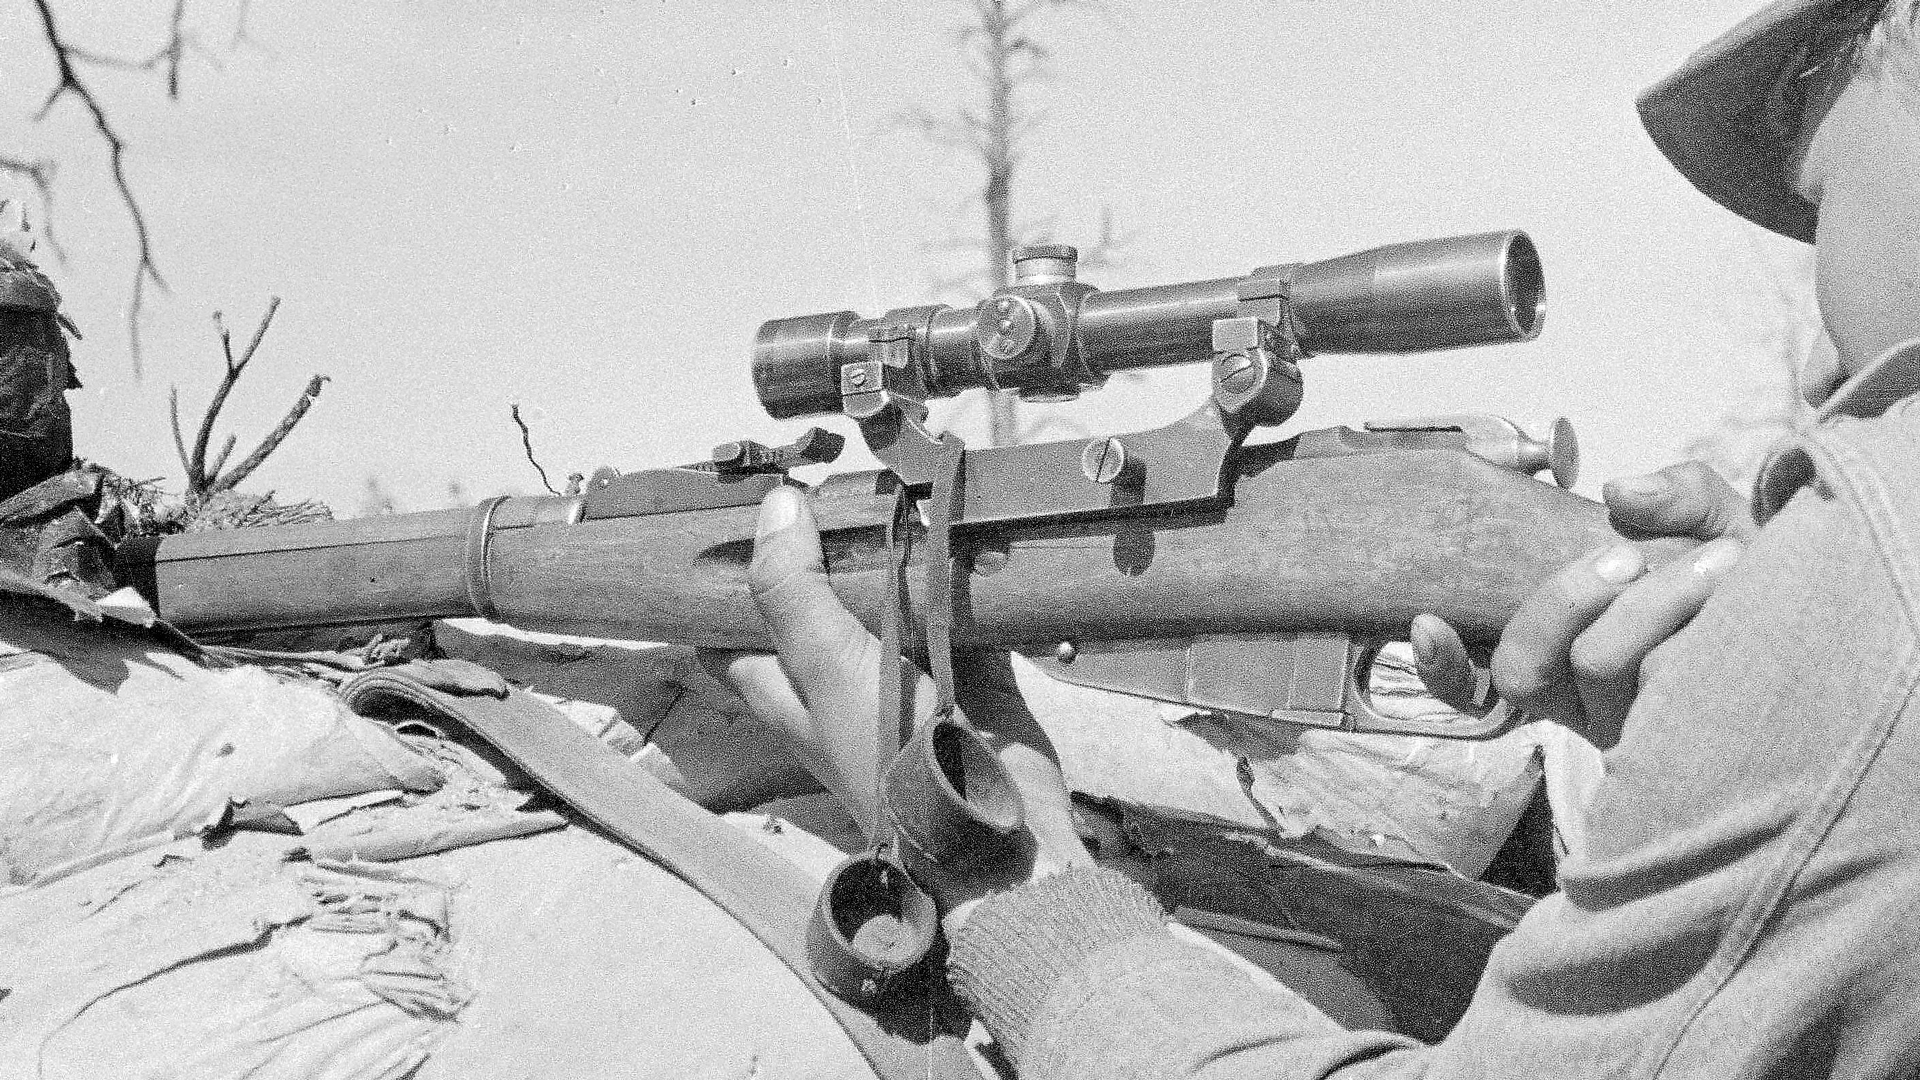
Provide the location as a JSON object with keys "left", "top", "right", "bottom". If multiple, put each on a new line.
{"left": 888, "top": 245, "right": 1298, "bottom": 526}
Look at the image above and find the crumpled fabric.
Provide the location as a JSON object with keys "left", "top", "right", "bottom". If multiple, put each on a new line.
{"left": 1009, "top": 644, "right": 1545, "bottom": 878}
{"left": 0, "top": 467, "right": 119, "bottom": 599}
{"left": 0, "top": 835, "right": 466, "bottom": 1080}
{"left": 0, "top": 597, "right": 443, "bottom": 890}
{"left": 1, "top": 602, "right": 880, "bottom": 1079}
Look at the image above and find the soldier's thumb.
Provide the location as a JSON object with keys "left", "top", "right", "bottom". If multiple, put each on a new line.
{"left": 748, "top": 485, "right": 879, "bottom": 702}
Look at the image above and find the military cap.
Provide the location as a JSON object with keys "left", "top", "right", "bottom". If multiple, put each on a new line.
{"left": 1638, "top": 0, "right": 1891, "bottom": 242}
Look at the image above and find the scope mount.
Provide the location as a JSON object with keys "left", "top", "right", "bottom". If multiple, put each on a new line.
{"left": 840, "top": 245, "right": 1307, "bottom": 530}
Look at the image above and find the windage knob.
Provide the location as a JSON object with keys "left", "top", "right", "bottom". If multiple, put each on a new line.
{"left": 1011, "top": 244, "right": 1078, "bottom": 284}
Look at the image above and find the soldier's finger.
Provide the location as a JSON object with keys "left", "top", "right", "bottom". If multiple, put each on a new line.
{"left": 747, "top": 485, "right": 882, "bottom": 721}
{"left": 1491, "top": 543, "right": 1647, "bottom": 726}
{"left": 695, "top": 647, "right": 877, "bottom": 821}
{"left": 1603, "top": 461, "right": 1757, "bottom": 542}
{"left": 1411, "top": 614, "right": 1480, "bottom": 711}
{"left": 1567, "top": 536, "right": 1745, "bottom": 737}
{"left": 695, "top": 649, "right": 812, "bottom": 744}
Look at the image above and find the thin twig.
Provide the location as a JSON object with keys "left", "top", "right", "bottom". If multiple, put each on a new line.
{"left": 510, "top": 404, "right": 562, "bottom": 495}
{"left": 900, "top": 0, "right": 1118, "bottom": 447}
{"left": 171, "top": 297, "right": 318, "bottom": 497}
{"left": 30, "top": 0, "right": 170, "bottom": 376}
{"left": 213, "top": 374, "right": 328, "bottom": 494}
{"left": 237, "top": 294, "right": 277, "bottom": 366}
{"left": 165, "top": 0, "right": 188, "bottom": 98}
{"left": 228, "top": 0, "right": 269, "bottom": 56}
{"left": 188, "top": 298, "right": 278, "bottom": 486}
{"left": 167, "top": 386, "right": 191, "bottom": 478}
{"left": 205, "top": 432, "right": 236, "bottom": 479}
{"left": 58, "top": 0, "right": 191, "bottom": 94}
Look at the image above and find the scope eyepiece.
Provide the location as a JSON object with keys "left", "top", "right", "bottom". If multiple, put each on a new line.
{"left": 752, "top": 229, "right": 1544, "bottom": 421}
{"left": 1286, "top": 230, "right": 1543, "bottom": 354}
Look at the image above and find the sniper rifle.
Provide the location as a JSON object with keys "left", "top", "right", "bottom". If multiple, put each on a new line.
{"left": 117, "top": 231, "right": 1679, "bottom": 739}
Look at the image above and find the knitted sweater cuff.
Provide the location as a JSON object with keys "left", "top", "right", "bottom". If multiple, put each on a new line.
{"left": 946, "top": 865, "right": 1166, "bottom": 1065}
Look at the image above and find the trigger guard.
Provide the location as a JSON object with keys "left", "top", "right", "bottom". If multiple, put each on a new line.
{"left": 1342, "top": 640, "right": 1523, "bottom": 740}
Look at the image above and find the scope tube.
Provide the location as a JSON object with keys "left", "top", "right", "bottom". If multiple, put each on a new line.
{"left": 752, "top": 229, "right": 1544, "bottom": 420}
{"left": 1075, "top": 278, "right": 1243, "bottom": 375}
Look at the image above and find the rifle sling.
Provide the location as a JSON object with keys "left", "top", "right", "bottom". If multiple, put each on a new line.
{"left": 876, "top": 431, "right": 966, "bottom": 822}
{"left": 924, "top": 436, "right": 964, "bottom": 716}
{"left": 336, "top": 665, "right": 976, "bottom": 1080}
{"left": 878, "top": 483, "right": 913, "bottom": 833}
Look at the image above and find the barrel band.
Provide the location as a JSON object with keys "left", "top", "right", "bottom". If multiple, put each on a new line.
{"left": 463, "top": 496, "right": 509, "bottom": 623}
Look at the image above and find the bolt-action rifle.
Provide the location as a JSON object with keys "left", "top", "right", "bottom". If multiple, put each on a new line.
{"left": 117, "top": 231, "right": 1678, "bottom": 740}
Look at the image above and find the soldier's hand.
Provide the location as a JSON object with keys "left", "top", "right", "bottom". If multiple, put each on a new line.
{"left": 1415, "top": 461, "right": 1752, "bottom": 741}
{"left": 698, "top": 485, "right": 1091, "bottom": 925}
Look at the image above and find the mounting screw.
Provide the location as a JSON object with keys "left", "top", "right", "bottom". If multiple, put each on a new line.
{"left": 1081, "top": 436, "right": 1140, "bottom": 486}
{"left": 1216, "top": 352, "right": 1260, "bottom": 396}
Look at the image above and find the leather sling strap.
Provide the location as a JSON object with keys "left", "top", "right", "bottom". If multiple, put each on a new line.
{"left": 923, "top": 435, "right": 965, "bottom": 717}
{"left": 877, "top": 482, "right": 915, "bottom": 834}
{"left": 337, "top": 666, "right": 977, "bottom": 1080}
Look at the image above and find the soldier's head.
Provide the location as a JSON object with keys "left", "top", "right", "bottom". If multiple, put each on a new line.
{"left": 0, "top": 219, "right": 75, "bottom": 503}
{"left": 1641, "top": 1, "right": 1920, "bottom": 402}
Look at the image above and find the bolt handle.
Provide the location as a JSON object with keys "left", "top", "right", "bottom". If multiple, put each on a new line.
{"left": 1364, "top": 413, "right": 1579, "bottom": 488}
{"left": 707, "top": 427, "right": 847, "bottom": 474}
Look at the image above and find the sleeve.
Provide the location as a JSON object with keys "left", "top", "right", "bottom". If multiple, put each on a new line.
{"left": 947, "top": 866, "right": 1423, "bottom": 1079}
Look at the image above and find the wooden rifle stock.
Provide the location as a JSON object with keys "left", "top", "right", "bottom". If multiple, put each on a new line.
{"left": 115, "top": 440, "right": 1679, "bottom": 654}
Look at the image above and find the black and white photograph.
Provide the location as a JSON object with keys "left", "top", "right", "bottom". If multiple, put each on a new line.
{"left": 1, "top": 2, "right": 1913, "bottom": 1076}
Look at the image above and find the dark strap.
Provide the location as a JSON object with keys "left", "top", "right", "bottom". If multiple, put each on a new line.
{"left": 337, "top": 665, "right": 975, "bottom": 1080}
{"left": 923, "top": 436, "right": 965, "bottom": 716}
{"left": 876, "top": 482, "right": 915, "bottom": 835}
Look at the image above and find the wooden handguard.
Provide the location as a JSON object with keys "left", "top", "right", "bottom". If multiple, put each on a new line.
{"left": 116, "top": 444, "right": 1690, "bottom": 652}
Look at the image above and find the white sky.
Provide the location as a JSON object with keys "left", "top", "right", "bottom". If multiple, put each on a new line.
{"left": 1, "top": 1, "right": 1812, "bottom": 514}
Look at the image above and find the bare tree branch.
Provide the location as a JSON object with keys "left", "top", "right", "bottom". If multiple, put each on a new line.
{"left": 29, "top": 0, "right": 171, "bottom": 376}
{"left": 228, "top": 0, "right": 268, "bottom": 54}
{"left": 57, "top": 0, "right": 192, "bottom": 96}
{"left": 510, "top": 404, "right": 563, "bottom": 495}
{"left": 189, "top": 298, "right": 280, "bottom": 481}
{"left": 900, "top": 0, "right": 1112, "bottom": 445}
{"left": 168, "top": 385, "right": 191, "bottom": 477}
{"left": 213, "top": 373, "right": 327, "bottom": 493}
{"left": 16, "top": 0, "right": 268, "bottom": 373}
{"left": 164, "top": 0, "right": 188, "bottom": 98}
{"left": 204, "top": 431, "right": 236, "bottom": 480}
{"left": 169, "top": 297, "right": 327, "bottom": 497}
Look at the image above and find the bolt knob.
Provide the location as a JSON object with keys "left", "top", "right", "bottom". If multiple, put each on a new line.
{"left": 1515, "top": 417, "right": 1580, "bottom": 489}
{"left": 1545, "top": 416, "right": 1580, "bottom": 489}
